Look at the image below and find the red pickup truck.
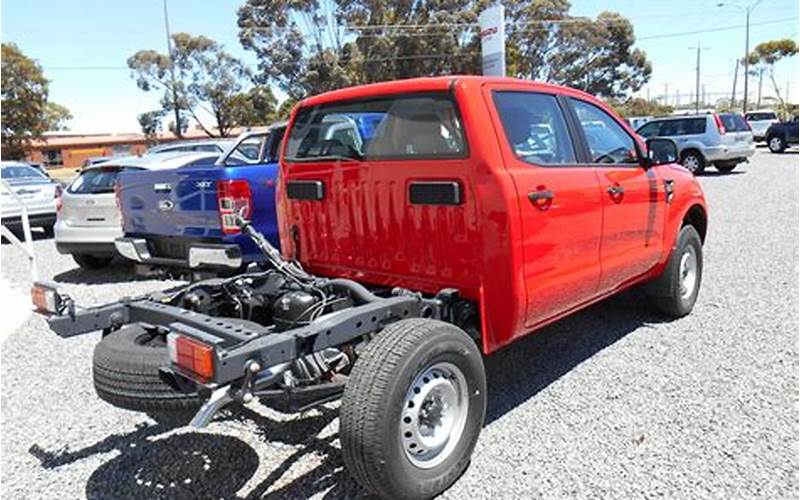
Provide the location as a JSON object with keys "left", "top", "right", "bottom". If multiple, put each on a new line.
{"left": 38, "top": 76, "right": 707, "bottom": 499}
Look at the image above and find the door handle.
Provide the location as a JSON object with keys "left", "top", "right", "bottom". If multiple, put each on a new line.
{"left": 607, "top": 185, "right": 625, "bottom": 202}
{"left": 528, "top": 189, "right": 554, "bottom": 210}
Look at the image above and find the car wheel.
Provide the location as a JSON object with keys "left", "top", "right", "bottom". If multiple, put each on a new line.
{"left": 73, "top": 254, "right": 113, "bottom": 270}
{"left": 715, "top": 162, "right": 737, "bottom": 173}
{"left": 340, "top": 318, "right": 487, "bottom": 500}
{"left": 646, "top": 225, "right": 703, "bottom": 318}
{"left": 680, "top": 151, "right": 705, "bottom": 174}
{"left": 768, "top": 136, "right": 786, "bottom": 153}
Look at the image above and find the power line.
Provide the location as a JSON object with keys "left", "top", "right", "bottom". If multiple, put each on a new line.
{"left": 638, "top": 17, "right": 796, "bottom": 40}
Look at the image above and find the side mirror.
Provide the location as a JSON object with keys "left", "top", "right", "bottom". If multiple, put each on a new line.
{"left": 645, "top": 138, "right": 678, "bottom": 167}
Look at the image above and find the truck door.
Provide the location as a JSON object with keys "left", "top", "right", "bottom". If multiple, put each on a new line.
{"left": 486, "top": 87, "right": 604, "bottom": 328}
{"left": 566, "top": 97, "right": 666, "bottom": 293}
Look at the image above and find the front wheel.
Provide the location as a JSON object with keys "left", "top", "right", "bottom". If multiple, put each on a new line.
{"left": 646, "top": 225, "right": 703, "bottom": 317}
{"left": 768, "top": 135, "right": 786, "bottom": 153}
{"left": 680, "top": 151, "right": 705, "bottom": 174}
{"left": 340, "top": 319, "right": 487, "bottom": 500}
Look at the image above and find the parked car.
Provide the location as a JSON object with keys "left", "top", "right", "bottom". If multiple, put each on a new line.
{"left": 114, "top": 125, "right": 285, "bottom": 274}
{"left": 744, "top": 109, "right": 779, "bottom": 142}
{"left": 37, "top": 76, "right": 708, "bottom": 500}
{"left": 55, "top": 152, "right": 220, "bottom": 270}
{"left": 146, "top": 138, "right": 236, "bottom": 156}
{"left": 1, "top": 161, "right": 61, "bottom": 235}
{"left": 636, "top": 112, "right": 754, "bottom": 174}
{"left": 765, "top": 116, "right": 799, "bottom": 153}
{"left": 82, "top": 156, "right": 112, "bottom": 168}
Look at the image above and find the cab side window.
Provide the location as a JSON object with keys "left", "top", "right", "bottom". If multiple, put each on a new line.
{"left": 570, "top": 98, "right": 639, "bottom": 164}
{"left": 493, "top": 91, "right": 576, "bottom": 165}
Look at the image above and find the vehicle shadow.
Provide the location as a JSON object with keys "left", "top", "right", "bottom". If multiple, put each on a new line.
{"left": 697, "top": 170, "right": 746, "bottom": 177}
{"left": 52, "top": 259, "right": 152, "bottom": 285}
{"left": 27, "top": 290, "right": 668, "bottom": 499}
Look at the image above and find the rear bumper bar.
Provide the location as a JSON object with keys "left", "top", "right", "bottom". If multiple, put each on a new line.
{"left": 114, "top": 237, "right": 242, "bottom": 269}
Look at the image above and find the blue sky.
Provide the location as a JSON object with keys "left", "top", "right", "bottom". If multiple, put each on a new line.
{"left": 2, "top": 0, "right": 798, "bottom": 133}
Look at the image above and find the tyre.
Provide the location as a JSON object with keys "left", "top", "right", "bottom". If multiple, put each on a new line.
{"left": 646, "top": 225, "right": 703, "bottom": 318}
{"left": 680, "top": 150, "right": 705, "bottom": 174}
{"left": 93, "top": 325, "right": 203, "bottom": 413}
{"left": 340, "top": 319, "right": 486, "bottom": 500}
{"left": 768, "top": 135, "right": 786, "bottom": 153}
{"left": 715, "top": 162, "right": 737, "bottom": 173}
{"left": 73, "top": 254, "right": 113, "bottom": 270}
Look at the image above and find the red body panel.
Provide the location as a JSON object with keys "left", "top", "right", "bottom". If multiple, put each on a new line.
{"left": 278, "top": 76, "right": 708, "bottom": 354}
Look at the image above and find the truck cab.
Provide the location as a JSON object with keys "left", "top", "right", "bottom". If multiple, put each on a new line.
{"left": 115, "top": 124, "right": 285, "bottom": 273}
{"left": 279, "top": 77, "right": 708, "bottom": 352}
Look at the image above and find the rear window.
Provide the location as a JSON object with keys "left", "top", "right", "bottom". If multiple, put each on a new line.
{"left": 68, "top": 166, "right": 142, "bottom": 194}
{"left": 1, "top": 164, "right": 46, "bottom": 180}
{"left": 745, "top": 112, "right": 777, "bottom": 121}
{"left": 659, "top": 118, "right": 707, "bottom": 136}
{"left": 285, "top": 92, "right": 467, "bottom": 161}
{"left": 720, "top": 113, "right": 749, "bottom": 132}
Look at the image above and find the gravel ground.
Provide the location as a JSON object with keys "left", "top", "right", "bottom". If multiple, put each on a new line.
{"left": 1, "top": 149, "right": 797, "bottom": 499}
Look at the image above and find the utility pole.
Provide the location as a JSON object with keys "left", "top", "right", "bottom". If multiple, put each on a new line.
{"left": 717, "top": 1, "right": 763, "bottom": 113}
{"left": 756, "top": 67, "right": 764, "bottom": 108}
{"left": 163, "top": 0, "right": 183, "bottom": 138}
{"left": 663, "top": 83, "right": 669, "bottom": 105}
{"left": 731, "top": 59, "right": 739, "bottom": 109}
{"left": 690, "top": 43, "right": 710, "bottom": 114}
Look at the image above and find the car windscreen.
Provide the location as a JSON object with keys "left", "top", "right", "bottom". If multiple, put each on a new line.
{"left": 1, "top": 164, "right": 47, "bottom": 180}
{"left": 746, "top": 112, "right": 777, "bottom": 121}
{"left": 659, "top": 118, "right": 706, "bottom": 136}
{"left": 720, "top": 114, "right": 749, "bottom": 132}
{"left": 68, "top": 166, "right": 143, "bottom": 194}
{"left": 284, "top": 92, "right": 467, "bottom": 162}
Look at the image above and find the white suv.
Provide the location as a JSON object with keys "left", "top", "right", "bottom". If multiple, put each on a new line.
{"left": 744, "top": 110, "right": 779, "bottom": 142}
{"left": 55, "top": 152, "right": 219, "bottom": 269}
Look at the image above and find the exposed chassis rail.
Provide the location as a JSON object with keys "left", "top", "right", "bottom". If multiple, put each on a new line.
{"left": 48, "top": 294, "right": 424, "bottom": 387}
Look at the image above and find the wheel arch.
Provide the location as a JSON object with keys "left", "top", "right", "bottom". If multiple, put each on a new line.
{"left": 682, "top": 203, "right": 707, "bottom": 243}
{"left": 680, "top": 147, "right": 706, "bottom": 162}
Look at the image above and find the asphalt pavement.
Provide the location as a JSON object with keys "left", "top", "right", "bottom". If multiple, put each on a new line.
{"left": 1, "top": 149, "right": 797, "bottom": 499}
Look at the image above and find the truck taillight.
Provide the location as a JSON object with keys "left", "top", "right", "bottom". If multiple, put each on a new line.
{"left": 713, "top": 113, "right": 726, "bottom": 135}
{"left": 167, "top": 333, "right": 215, "bottom": 382}
{"left": 216, "top": 179, "right": 252, "bottom": 235}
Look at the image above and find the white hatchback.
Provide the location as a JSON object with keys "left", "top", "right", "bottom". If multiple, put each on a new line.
{"left": 55, "top": 152, "right": 219, "bottom": 269}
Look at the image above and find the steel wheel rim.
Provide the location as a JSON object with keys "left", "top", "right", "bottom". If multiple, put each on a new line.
{"left": 400, "top": 361, "right": 469, "bottom": 469}
{"left": 683, "top": 155, "right": 699, "bottom": 173}
{"left": 679, "top": 245, "right": 698, "bottom": 300}
{"left": 770, "top": 137, "right": 782, "bottom": 151}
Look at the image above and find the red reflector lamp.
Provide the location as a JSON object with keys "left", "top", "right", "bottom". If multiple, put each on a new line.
{"left": 167, "top": 333, "right": 215, "bottom": 382}
{"left": 31, "top": 281, "right": 61, "bottom": 314}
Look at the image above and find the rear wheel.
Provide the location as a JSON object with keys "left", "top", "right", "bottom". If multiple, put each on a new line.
{"left": 73, "top": 254, "right": 113, "bottom": 270}
{"left": 768, "top": 135, "right": 786, "bottom": 153}
{"left": 340, "top": 319, "right": 486, "bottom": 500}
{"left": 680, "top": 150, "right": 705, "bottom": 174}
{"left": 646, "top": 225, "right": 703, "bottom": 317}
{"left": 715, "top": 162, "right": 737, "bottom": 173}
{"left": 93, "top": 325, "right": 203, "bottom": 414}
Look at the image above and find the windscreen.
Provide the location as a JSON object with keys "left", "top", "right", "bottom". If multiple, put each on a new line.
{"left": 720, "top": 113, "right": 750, "bottom": 132}
{"left": 68, "top": 166, "right": 142, "bottom": 194}
{"left": 1, "top": 164, "right": 46, "bottom": 180}
{"left": 285, "top": 92, "right": 467, "bottom": 161}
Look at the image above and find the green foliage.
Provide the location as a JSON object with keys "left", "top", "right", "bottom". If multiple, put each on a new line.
{"left": 746, "top": 39, "right": 798, "bottom": 117}
{"left": 237, "top": 0, "right": 650, "bottom": 100}
{"left": 238, "top": 0, "right": 481, "bottom": 100}
{"left": 1, "top": 43, "right": 72, "bottom": 160}
{"left": 228, "top": 85, "right": 278, "bottom": 126}
{"left": 128, "top": 33, "right": 255, "bottom": 137}
{"left": 607, "top": 97, "right": 672, "bottom": 118}
{"left": 138, "top": 110, "right": 166, "bottom": 144}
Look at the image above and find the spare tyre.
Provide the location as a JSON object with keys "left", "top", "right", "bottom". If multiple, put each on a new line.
{"left": 92, "top": 325, "right": 203, "bottom": 413}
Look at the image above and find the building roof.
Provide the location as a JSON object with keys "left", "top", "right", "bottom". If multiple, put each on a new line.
{"left": 28, "top": 126, "right": 253, "bottom": 149}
